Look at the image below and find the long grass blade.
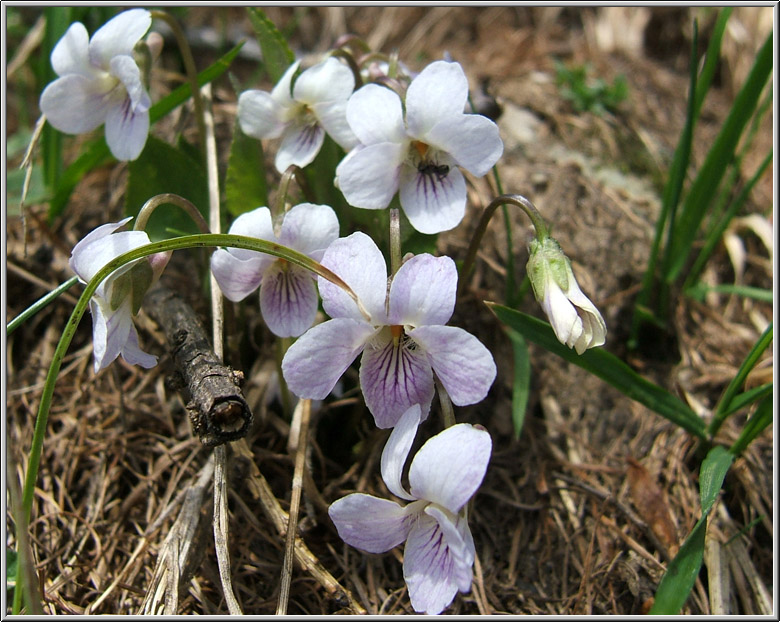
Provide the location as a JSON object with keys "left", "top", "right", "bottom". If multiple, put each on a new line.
{"left": 488, "top": 304, "right": 708, "bottom": 440}
{"left": 729, "top": 395, "right": 773, "bottom": 456}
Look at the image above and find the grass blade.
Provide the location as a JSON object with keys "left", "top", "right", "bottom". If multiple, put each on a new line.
{"left": 488, "top": 304, "right": 708, "bottom": 440}
{"left": 729, "top": 395, "right": 772, "bottom": 456}
{"left": 665, "top": 32, "right": 773, "bottom": 283}
{"left": 506, "top": 327, "right": 532, "bottom": 439}
{"left": 649, "top": 446, "right": 733, "bottom": 614}
{"left": 247, "top": 8, "right": 294, "bottom": 84}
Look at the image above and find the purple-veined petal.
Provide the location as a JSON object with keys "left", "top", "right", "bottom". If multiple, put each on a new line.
{"left": 425, "top": 114, "right": 503, "bottom": 178}
{"left": 271, "top": 60, "right": 301, "bottom": 106}
{"left": 387, "top": 254, "right": 456, "bottom": 327}
{"left": 238, "top": 89, "right": 286, "bottom": 140}
{"left": 281, "top": 318, "right": 374, "bottom": 400}
{"left": 40, "top": 74, "right": 112, "bottom": 134}
{"left": 104, "top": 98, "right": 150, "bottom": 161}
{"left": 312, "top": 99, "right": 358, "bottom": 151}
{"left": 426, "top": 505, "right": 475, "bottom": 592}
{"left": 345, "top": 83, "right": 406, "bottom": 145}
{"left": 405, "top": 61, "right": 468, "bottom": 138}
{"left": 399, "top": 163, "right": 467, "bottom": 234}
{"left": 121, "top": 323, "right": 158, "bottom": 368}
{"left": 318, "top": 231, "right": 388, "bottom": 323}
{"left": 335, "top": 143, "right": 404, "bottom": 210}
{"left": 225, "top": 207, "right": 277, "bottom": 261}
{"left": 259, "top": 262, "right": 318, "bottom": 338}
{"left": 408, "top": 422, "right": 491, "bottom": 513}
{"left": 293, "top": 57, "right": 354, "bottom": 105}
{"left": 109, "top": 55, "right": 150, "bottom": 113}
{"left": 50, "top": 22, "right": 93, "bottom": 77}
{"left": 275, "top": 121, "right": 325, "bottom": 172}
{"left": 408, "top": 324, "right": 496, "bottom": 406}
{"left": 380, "top": 404, "right": 421, "bottom": 501}
{"left": 403, "top": 513, "right": 461, "bottom": 615}
{"left": 359, "top": 329, "right": 435, "bottom": 429}
{"left": 88, "top": 9, "right": 152, "bottom": 69}
{"left": 328, "top": 493, "right": 414, "bottom": 554}
{"left": 210, "top": 248, "right": 266, "bottom": 302}
{"left": 278, "top": 203, "right": 340, "bottom": 260}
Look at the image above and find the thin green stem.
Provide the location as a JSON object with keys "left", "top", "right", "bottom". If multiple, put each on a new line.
{"left": 458, "top": 194, "right": 550, "bottom": 298}
{"left": 389, "top": 208, "right": 401, "bottom": 276}
{"left": 276, "top": 165, "right": 316, "bottom": 217}
{"left": 7, "top": 276, "right": 79, "bottom": 336}
{"left": 150, "top": 10, "right": 206, "bottom": 157}
{"left": 435, "top": 377, "right": 456, "bottom": 428}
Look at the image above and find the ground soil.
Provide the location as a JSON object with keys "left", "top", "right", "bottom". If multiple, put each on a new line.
{"left": 5, "top": 6, "right": 774, "bottom": 616}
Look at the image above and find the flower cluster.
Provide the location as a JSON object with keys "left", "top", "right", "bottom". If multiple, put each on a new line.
{"left": 55, "top": 16, "right": 607, "bottom": 614}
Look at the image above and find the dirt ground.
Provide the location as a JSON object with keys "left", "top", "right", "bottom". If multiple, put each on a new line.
{"left": 5, "top": 6, "right": 775, "bottom": 615}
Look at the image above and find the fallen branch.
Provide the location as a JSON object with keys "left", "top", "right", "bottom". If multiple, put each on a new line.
{"left": 145, "top": 284, "right": 253, "bottom": 447}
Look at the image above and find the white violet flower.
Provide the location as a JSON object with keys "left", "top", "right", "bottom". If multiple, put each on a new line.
{"left": 210, "top": 203, "right": 340, "bottom": 338}
{"left": 238, "top": 57, "right": 358, "bottom": 173}
{"left": 329, "top": 404, "right": 492, "bottom": 615}
{"left": 39, "top": 8, "right": 153, "bottom": 161}
{"left": 335, "top": 59, "right": 504, "bottom": 234}
{"left": 281, "top": 231, "right": 496, "bottom": 428}
{"left": 526, "top": 236, "right": 607, "bottom": 354}
{"left": 69, "top": 217, "right": 164, "bottom": 373}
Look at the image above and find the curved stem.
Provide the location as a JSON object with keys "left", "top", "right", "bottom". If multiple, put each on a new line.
{"left": 276, "top": 165, "right": 316, "bottom": 217}
{"left": 329, "top": 48, "right": 364, "bottom": 89}
{"left": 150, "top": 10, "right": 206, "bottom": 157}
{"left": 458, "top": 193, "right": 550, "bottom": 298}
{"left": 134, "top": 193, "right": 210, "bottom": 234}
{"left": 435, "top": 376, "right": 456, "bottom": 428}
{"left": 389, "top": 208, "right": 401, "bottom": 277}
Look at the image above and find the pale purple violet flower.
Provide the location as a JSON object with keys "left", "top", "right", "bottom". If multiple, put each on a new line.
{"left": 39, "top": 9, "right": 153, "bottom": 161}
{"left": 238, "top": 57, "right": 358, "bottom": 173}
{"left": 281, "top": 231, "right": 496, "bottom": 428}
{"left": 69, "top": 217, "right": 162, "bottom": 373}
{"left": 210, "top": 203, "right": 340, "bottom": 338}
{"left": 329, "top": 404, "right": 492, "bottom": 614}
{"left": 335, "top": 60, "right": 504, "bottom": 234}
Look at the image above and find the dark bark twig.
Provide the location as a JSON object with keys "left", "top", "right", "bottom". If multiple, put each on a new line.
{"left": 145, "top": 284, "right": 253, "bottom": 447}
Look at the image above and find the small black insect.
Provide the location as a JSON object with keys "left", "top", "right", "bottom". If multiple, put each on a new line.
{"left": 417, "top": 161, "right": 450, "bottom": 178}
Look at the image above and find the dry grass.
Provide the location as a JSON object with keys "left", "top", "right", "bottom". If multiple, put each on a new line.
{"left": 5, "top": 6, "right": 774, "bottom": 615}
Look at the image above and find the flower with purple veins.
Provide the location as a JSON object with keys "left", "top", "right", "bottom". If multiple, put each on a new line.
{"left": 329, "top": 404, "right": 492, "bottom": 614}
{"left": 281, "top": 231, "right": 496, "bottom": 428}
{"left": 335, "top": 59, "right": 504, "bottom": 234}
{"left": 70, "top": 217, "right": 164, "bottom": 373}
{"left": 210, "top": 203, "right": 340, "bottom": 338}
{"left": 39, "top": 9, "right": 153, "bottom": 161}
{"left": 238, "top": 57, "right": 358, "bottom": 173}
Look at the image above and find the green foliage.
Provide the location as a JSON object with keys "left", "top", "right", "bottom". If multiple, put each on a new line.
{"left": 247, "top": 8, "right": 295, "bottom": 84}
{"left": 126, "top": 137, "right": 209, "bottom": 241}
{"left": 553, "top": 59, "right": 628, "bottom": 116}
{"left": 224, "top": 120, "right": 268, "bottom": 217}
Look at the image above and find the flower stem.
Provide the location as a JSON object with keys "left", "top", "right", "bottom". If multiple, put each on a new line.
{"left": 389, "top": 208, "right": 402, "bottom": 276}
{"left": 150, "top": 10, "right": 207, "bottom": 157}
{"left": 458, "top": 193, "right": 550, "bottom": 298}
{"left": 277, "top": 165, "right": 316, "bottom": 218}
{"left": 435, "top": 376, "right": 456, "bottom": 428}
{"left": 134, "top": 193, "right": 210, "bottom": 234}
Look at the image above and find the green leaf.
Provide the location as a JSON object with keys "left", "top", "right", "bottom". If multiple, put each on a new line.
{"left": 6, "top": 548, "right": 18, "bottom": 589}
{"left": 719, "top": 382, "right": 773, "bottom": 420}
{"left": 247, "top": 8, "right": 295, "bottom": 84}
{"left": 488, "top": 304, "right": 708, "bottom": 440}
{"left": 665, "top": 31, "right": 773, "bottom": 283}
{"left": 507, "top": 328, "right": 532, "bottom": 439}
{"left": 126, "top": 137, "right": 209, "bottom": 242}
{"left": 649, "top": 446, "right": 733, "bottom": 614}
{"left": 729, "top": 395, "right": 773, "bottom": 456}
{"left": 224, "top": 120, "right": 268, "bottom": 217}
{"left": 685, "top": 282, "right": 773, "bottom": 303}
{"left": 47, "top": 41, "right": 244, "bottom": 221}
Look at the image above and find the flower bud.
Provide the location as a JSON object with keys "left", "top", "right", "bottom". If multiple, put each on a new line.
{"left": 527, "top": 236, "right": 606, "bottom": 354}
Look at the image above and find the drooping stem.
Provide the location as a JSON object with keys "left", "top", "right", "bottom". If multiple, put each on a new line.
{"left": 150, "top": 10, "right": 206, "bottom": 156}
{"left": 134, "top": 193, "right": 210, "bottom": 234}
{"left": 329, "top": 47, "right": 364, "bottom": 89}
{"left": 458, "top": 193, "right": 550, "bottom": 298}
{"left": 435, "top": 376, "right": 456, "bottom": 428}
